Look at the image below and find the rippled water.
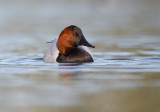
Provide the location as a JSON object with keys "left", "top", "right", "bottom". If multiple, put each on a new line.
{"left": 0, "top": 0, "right": 160, "bottom": 112}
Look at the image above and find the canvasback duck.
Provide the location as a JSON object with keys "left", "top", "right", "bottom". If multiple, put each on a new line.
{"left": 43, "top": 25, "right": 95, "bottom": 63}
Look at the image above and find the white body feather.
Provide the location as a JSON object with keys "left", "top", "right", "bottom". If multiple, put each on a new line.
{"left": 43, "top": 39, "right": 93, "bottom": 63}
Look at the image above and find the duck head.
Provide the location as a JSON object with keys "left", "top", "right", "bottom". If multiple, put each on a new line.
{"left": 58, "top": 25, "right": 95, "bottom": 55}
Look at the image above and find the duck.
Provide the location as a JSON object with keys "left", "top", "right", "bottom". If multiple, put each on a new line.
{"left": 43, "top": 25, "right": 95, "bottom": 63}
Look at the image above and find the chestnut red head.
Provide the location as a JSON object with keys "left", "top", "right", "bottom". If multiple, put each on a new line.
{"left": 58, "top": 25, "right": 95, "bottom": 55}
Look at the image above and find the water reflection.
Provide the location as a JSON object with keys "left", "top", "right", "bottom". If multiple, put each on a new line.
{"left": 0, "top": 0, "right": 160, "bottom": 112}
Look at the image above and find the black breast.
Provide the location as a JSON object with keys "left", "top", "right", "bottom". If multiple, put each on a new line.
{"left": 56, "top": 48, "right": 94, "bottom": 63}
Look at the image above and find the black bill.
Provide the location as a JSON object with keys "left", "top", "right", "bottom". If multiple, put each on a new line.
{"left": 79, "top": 36, "right": 95, "bottom": 48}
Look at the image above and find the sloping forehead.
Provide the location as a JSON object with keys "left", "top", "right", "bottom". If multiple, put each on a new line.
{"left": 67, "top": 25, "right": 82, "bottom": 32}
{"left": 73, "top": 26, "right": 82, "bottom": 34}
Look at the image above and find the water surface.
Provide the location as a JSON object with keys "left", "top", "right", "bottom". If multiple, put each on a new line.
{"left": 0, "top": 0, "right": 160, "bottom": 112}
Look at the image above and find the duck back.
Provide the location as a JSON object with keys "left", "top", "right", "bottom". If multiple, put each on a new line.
{"left": 56, "top": 48, "right": 93, "bottom": 63}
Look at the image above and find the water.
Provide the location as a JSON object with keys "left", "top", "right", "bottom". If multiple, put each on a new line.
{"left": 0, "top": 0, "right": 160, "bottom": 112}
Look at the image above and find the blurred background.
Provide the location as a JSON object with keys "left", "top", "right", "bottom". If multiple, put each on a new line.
{"left": 0, "top": 0, "right": 160, "bottom": 112}
{"left": 0, "top": 0, "right": 160, "bottom": 54}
